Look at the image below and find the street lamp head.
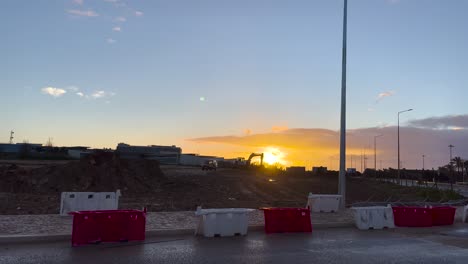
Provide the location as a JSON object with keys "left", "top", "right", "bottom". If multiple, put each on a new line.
{"left": 399, "top": 108, "right": 413, "bottom": 114}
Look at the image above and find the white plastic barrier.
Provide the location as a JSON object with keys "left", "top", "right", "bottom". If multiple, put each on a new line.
{"left": 463, "top": 205, "right": 468, "bottom": 223}
{"left": 60, "top": 190, "right": 121, "bottom": 216}
{"left": 195, "top": 207, "right": 255, "bottom": 237}
{"left": 306, "top": 193, "right": 342, "bottom": 213}
{"left": 351, "top": 205, "right": 395, "bottom": 230}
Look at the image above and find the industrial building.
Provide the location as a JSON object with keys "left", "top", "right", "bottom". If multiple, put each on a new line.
{"left": 0, "top": 143, "right": 42, "bottom": 158}
{"left": 179, "top": 154, "right": 227, "bottom": 167}
{"left": 116, "top": 143, "right": 182, "bottom": 164}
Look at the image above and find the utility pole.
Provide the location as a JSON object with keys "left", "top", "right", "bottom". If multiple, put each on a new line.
{"left": 338, "top": 0, "right": 348, "bottom": 209}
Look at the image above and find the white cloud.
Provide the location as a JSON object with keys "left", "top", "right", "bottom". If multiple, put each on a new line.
{"left": 76, "top": 92, "right": 84, "bottom": 97}
{"left": 91, "top": 91, "right": 106, "bottom": 99}
{"left": 67, "top": 9, "right": 99, "bottom": 17}
{"left": 376, "top": 90, "right": 395, "bottom": 102}
{"left": 114, "top": 16, "right": 126, "bottom": 22}
{"left": 135, "top": 11, "right": 143, "bottom": 17}
{"left": 107, "top": 38, "right": 116, "bottom": 44}
{"left": 72, "top": 0, "right": 84, "bottom": 5}
{"left": 41, "top": 87, "right": 67, "bottom": 97}
{"left": 112, "top": 27, "right": 121, "bottom": 32}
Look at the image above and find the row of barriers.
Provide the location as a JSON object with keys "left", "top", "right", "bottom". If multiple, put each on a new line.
{"left": 351, "top": 205, "right": 457, "bottom": 230}
{"left": 70, "top": 207, "right": 313, "bottom": 245}
{"left": 195, "top": 207, "right": 312, "bottom": 237}
{"left": 68, "top": 194, "right": 464, "bottom": 246}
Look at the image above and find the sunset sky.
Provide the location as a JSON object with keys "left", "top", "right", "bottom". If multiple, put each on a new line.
{"left": 2, "top": 0, "right": 467, "bottom": 170}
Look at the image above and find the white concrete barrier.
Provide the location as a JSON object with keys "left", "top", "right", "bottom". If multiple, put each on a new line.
{"left": 351, "top": 205, "right": 395, "bottom": 230}
{"left": 195, "top": 207, "right": 255, "bottom": 237}
{"left": 60, "top": 190, "right": 121, "bottom": 216}
{"left": 306, "top": 193, "right": 342, "bottom": 213}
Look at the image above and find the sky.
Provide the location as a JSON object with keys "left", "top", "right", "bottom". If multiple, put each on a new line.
{"left": 2, "top": 0, "right": 468, "bottom": 170}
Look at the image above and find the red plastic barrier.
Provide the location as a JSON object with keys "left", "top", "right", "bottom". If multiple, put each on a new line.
{"left": 69, "top": 209, "right": 146, "bottom": 247}
{"left": 432, "top": 206, "right": 456, "bottom": 226}
{"left": 392, "top": 206, "right": 432, "bottom": 227}
{"left": 261, "top": 208, "right": 312, "bottom": 234}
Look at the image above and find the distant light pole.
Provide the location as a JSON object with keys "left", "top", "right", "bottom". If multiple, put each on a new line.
{"left": 422, "top": 154, "right": 425, "bottom": 184}
{"left": 449, "top": 144, "right": 454, "bottom": 190}
{"left": 338, "top": 0, "right": 348, "bottom": 209}
{"left": 397, "top": 108, "right": 413, "bottom": 185}
{"left": 422, "top": 155, "right": 425, "bottom": 170}
{"left": 374, "top": 134, "right": 383, "bottom": 179}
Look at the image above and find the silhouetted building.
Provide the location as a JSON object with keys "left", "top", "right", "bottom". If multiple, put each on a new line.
{"left": 116, "top": 143, "right": 181, "bottom": 164}
{"left": 312, "top": 166, "right": 328, "bottom": 174}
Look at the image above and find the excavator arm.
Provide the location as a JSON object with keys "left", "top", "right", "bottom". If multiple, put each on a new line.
{"left": 247, "top": 153, "right": 264, "bottom": 166}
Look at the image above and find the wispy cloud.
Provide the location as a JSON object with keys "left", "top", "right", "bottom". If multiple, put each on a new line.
{"left": 114, "top": 16, "right": 126, "bottom": 22}
{"left": 272, "top": 126, "right": 288, "bottom": 133}
{"left": 106, "top": 38, "right": 116, "bottom": 44}
{"left": 376, "top": 90, "right": 395, "bottom": 102}
{"left": 135, "top": 11, "right": 143, "bottom": 17}
{"left": 408, "top": 115, "right": 468, "bottom": 130}
{"left": 72, "top": 0, "right": 84, "bottom": 5}
{"left": 76, "top": 92, "right": 84, "bottom": 97}
{"left": 67, "top": 9, "right": 99, "bottom": 17}
{"left": 91, "top": 90, "right": 115, "bottom": 99}
{"left": 91, "top": 91, "right": 106, "bottom": 98}
{"left": 41, "top": 87, "right": 67, "bottom": 97}
{"left": 103, "top": 0, "right": 119, "bottom": 2}
{"left": 112, "top": 26, "right": 121, "bottom": 32}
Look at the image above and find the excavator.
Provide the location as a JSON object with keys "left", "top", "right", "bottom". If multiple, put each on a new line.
{"left": 246, "top": 153, "right": 264, "bottom": 166}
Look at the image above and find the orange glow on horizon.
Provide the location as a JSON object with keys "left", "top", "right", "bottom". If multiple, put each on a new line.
{"left": 262, "top": 147, "right": 288, "bottom": 166}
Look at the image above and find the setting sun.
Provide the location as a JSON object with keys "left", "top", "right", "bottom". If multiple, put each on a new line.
{"left": 262, "top": 147, "right": 287, "bottom": 166}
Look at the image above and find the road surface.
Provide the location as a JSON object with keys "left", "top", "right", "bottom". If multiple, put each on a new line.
{"left": 2, "top": 226, "right": 468, "bottom": 264}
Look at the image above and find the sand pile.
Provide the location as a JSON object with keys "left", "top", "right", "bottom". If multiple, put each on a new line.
{"left": 0, "top": 153, "right": 166, "bottom": 194}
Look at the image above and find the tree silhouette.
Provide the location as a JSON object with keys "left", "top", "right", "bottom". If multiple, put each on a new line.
{"left": 453, "top": 157, "right": 463, "bottom": 182}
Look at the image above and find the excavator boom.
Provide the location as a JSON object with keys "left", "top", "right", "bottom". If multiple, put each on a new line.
{"left": 247, "top": 153, "right": 264, "bottom": 166}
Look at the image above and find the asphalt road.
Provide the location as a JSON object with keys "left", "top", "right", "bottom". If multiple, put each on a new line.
{"left": 2, "top": 226, "right": 468, "bottom": 264}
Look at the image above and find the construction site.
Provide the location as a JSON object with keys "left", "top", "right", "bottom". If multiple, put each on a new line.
{"left": 0, "top": 152, "right": 463, "bottom": 215}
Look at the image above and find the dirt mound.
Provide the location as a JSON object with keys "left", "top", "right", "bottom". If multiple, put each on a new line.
{"left": 0, "top": 153, "right": 166, "bottom": 194}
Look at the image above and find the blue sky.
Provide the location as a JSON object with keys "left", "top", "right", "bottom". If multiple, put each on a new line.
{"left": 2, "top": 0, "right": 468, "bottom": 168}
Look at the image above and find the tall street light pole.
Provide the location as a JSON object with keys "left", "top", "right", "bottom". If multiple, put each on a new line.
{"left": 397, "top": 108, "right": 413, "bottom": 185}
{"left": 338, "top": 0, "right": 348, "bottom": 209}
{"left": 422, "top": 154, "right": 425, "bottom": 184}
{"left": 374, "top": 134, "right": 383, "bottom": 179}
{"left": 449, "top": 144, "right": 454, "bottom": 190}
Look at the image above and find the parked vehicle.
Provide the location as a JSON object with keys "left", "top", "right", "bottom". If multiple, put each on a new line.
{"left": 202, "top": 160, "right": 218, "bottom": 171}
